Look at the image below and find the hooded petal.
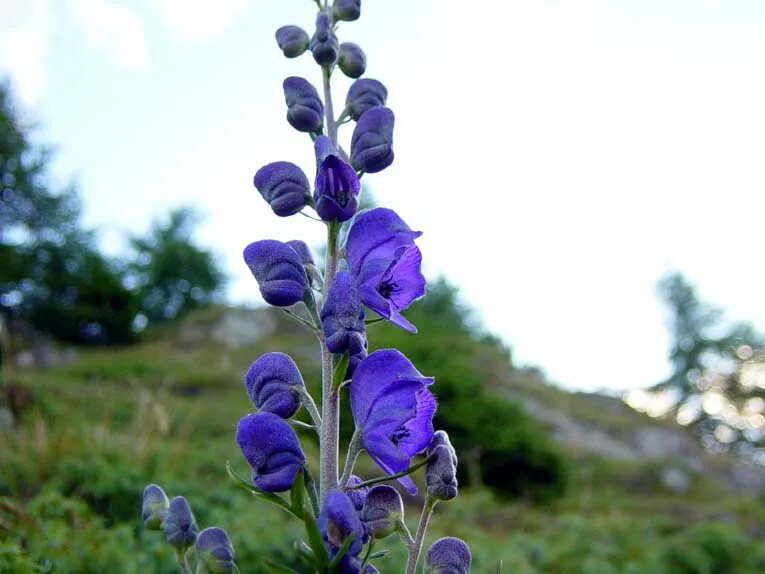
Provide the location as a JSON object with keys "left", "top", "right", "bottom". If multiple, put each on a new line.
{"left": 245, "top": 352, "right": 304, "bottom": 418}
{"left": 321, "top": 271, "right": 366, "bottom": 355}
{"left": 243, "top": 240, "right": 309, "bottom": 307}
{"left": 346, "top": 208, "right": 421, "bottom": 277}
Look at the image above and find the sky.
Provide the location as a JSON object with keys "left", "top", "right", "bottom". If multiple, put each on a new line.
{"left": 1, "top": 0, "right": 764, "bottom": 393}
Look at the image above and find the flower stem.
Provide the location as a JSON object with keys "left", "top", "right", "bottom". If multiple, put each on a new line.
{"left": 296, "top": 386, "right": 322, "bottom": 430}
{"left": 322, "top": 66, "right": 339, "bottom": 147}
{"left": 175, "top": 549, "right": 191, "bottom": 574}
{"left": 406, "top": 497, "right": 437, "bottom": 574}
{"left": 339, "top": 428, "right": 363, "bottom": 486}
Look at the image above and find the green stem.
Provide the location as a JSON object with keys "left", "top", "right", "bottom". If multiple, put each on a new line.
{"left": 296, "top": 386, "right": 322, "bottom": 430}
{"left": 339, "top": 428, "right": 363, "bottom": 486}
{"left": 349, "top": 455, "right": 432, "bottom": 490}
{"left": 405, "top": 498, "right": 437, "bottom": 574}
{"left": 175, "top": 549, "right": 191, "bottom": 574}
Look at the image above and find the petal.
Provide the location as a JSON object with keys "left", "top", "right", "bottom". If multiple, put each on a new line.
{"left": 346, "top": 208, "right": 421, "bottom": 276}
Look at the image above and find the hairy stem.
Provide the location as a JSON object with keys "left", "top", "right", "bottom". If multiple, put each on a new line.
{"left": 322, "top": 66, "right": 339, "bottom": 147}
{"left": 175, "top": 549, "right": 191, "bottom": 574}
{"left": 406, "top": 498, "right": 437, "bottom": 574}
{"left": 296, "top": 386, "right": 322, "bottom": 429}
{"left": 339, "top": 428, "right": 363, "bottom": 486}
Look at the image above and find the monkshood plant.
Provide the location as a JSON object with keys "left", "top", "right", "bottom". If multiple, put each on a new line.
{"left": 141, "top": 1, "right": 470, "bottom": 572}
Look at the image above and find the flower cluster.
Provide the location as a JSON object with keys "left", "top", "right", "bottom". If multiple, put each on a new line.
{"left": 142, "top": 1, "right": 470, "bottom": 572}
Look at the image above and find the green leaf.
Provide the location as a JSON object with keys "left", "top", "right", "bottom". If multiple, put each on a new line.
{"left": 263, "top": 559, "right": 300, "bottom": 574}
{"left": 369, "top": 549, "right": 390, "bottom": 560}
{"left": 303, "top": 506, "right": 330, "bottom": 571}
{"left": 290, "top": 469, "right": 306, "bottom": 519}
{"left": 332, "top": 352, "right": 349, "bottom": 390}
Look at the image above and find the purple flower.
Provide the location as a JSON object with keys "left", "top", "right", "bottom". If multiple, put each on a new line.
{"left": 426, "top": 431, "right": 458, "bottom": 501}
{"left": 310, "top": 12, "right": 339, "bottom": 66}
{"left": 318, "top": 489, "right": 365, "bottom": 558}
{"left": 275, "top": 25, "right": 309, "bottom": 58}
{"left": 253, "top": 161, "right": 310, "bottom": 217}
{"left": 314, "top": 136, "right": 361, "bottom": 222}
{"left": 243, "top": 240, "right": 310, "bottom": 307}
{"left": 346, "top": 208, "right": 425, "bottom": 333}
{"left": 361, "top": 485, "right": 404, "bottom": 539}
{"left": 285, "top": 240, "right": 315, "bottom": 267}
{"left": 333, "top": 0, "right": 361, "bottom": 21}
{"left": 283, "top": 76, "right": 324, "bottom": 133}
{"left": 345, "top": 79, "right": 387, "bottom": 121}
{"left": 164, "top": 496, "right": 198, "bottom": 550}
{"left": 343, "top": 475, "right": 368, "bottom": 512}
{"left": 351, "top": 107, "right": 394, "bottom": 174}
{"left": 338, "top": 42, "right": 366, "bottom": 78}
{"left": 245, "top": 352, "right": 305, "bottom": 419}
{"left": 195, "top": 527, "right": 235, "bottom": 574}
{"left": 236, "top": 412, "right": 305, "bottom": 492}
{"left": 350, "top": 349, "right": 436, "bottom": 494}
{"left": 346, "top": 346, "right": 367, "bottom": 379}
{"left": 321, "top": 271, "right": 366, "bottom": 355}
{"left": 141, "top": 483, "right": 169, "bottom": 530}
{"left": 425, "top": 537, "right": 472, "bottom": 574}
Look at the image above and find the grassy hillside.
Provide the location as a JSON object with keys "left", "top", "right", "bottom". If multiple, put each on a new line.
{"left": 2, "top": 304, "right": 765, "bottom": 573}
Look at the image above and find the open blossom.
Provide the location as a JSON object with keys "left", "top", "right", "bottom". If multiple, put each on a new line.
{"left": 346, "top": 208, "right": 425, "bottom": 333}
{"left": 351, "top": 107, "right": 394, "bottom": 174}
{"left": 425, "top": 537, "right": 472, "bottom": 574}
{"left": 243, "top": 240, "right": 310, "bottom": 307}
{"left": 253, "top": 161, "right": 310, "bottom": 217}
{"left": 350, "top": 349, "right": 436, "bottom": 494}
{"left": 318, "top": 489, "right": 365, "bottom": 558}
{"left": 236, "top": 412, "right": 305, "bottom": 492}
{"left": 321, "top": 271, "right": 366, "bottom": 355}
{"left": 314, "top": 136, "right": 361, "bottom": 222}
{"left": 245, "top": 352, "right": 305, "bottom": 419}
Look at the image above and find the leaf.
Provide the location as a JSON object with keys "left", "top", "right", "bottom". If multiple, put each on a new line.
{"left": 290, "top": 468, "right": 306, "bottom": 519}
{"left": 263, "top": 559, "right": 300, "bottom": 574}
{"left": 225, "top": 461, "right": 301, "bottom": 519}
{"left": 328, "top": 532, "right": 356, "bottom": 572}
{"left": 303, "top": 506, "right": 330, "bottom": 570}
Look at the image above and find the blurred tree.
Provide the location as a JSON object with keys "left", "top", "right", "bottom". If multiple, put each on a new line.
{"left": 654, "top": 272, "right": 765, "bottom": 454}
{"left": 129, "top": 208, "right": 225, "bottom": 324}
{"left": 0, "top": 82, "right": 137, "bottom": 345}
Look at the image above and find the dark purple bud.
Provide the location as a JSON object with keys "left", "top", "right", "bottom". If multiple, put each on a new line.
{"left": 351, "top": 107, "right": 394, "bottom": 174}
{"left": 283, "top": 76, "right": 324, "bottom": 133}
{"left": 343, "top": 475, "right": 368, "bottom": 512}
{"left": 163, "top": 496, "right": 198, "bottom": 550}
{"left": 310, "top": 12, "right": 339, "bottom": 67}
{"left": 346, "top": 208, "right": 425, "bottom": 333}
{"left": 245, "top": 352, "right": 305, "bottom": 419}
{"left": 338, "top": 42, "right": 366, "bottom": 79}
{"left": 243, "top": 240, "right": 310, "bottom": 307}
{"left": 361, "top": 485, "right": 404, "bottom": 539}
{"left": 426, "top": 444, "right": 458, "bottom": 501}
{"left": 345, "top": 79, "right": 387, "bottom": 121}
{"left": 253, "top": 161, "right": 311, "bottom": 217}
{"left": 141, "top": 483, "right": 169, "bottom": 530}
{"left": 321, "top": 271, "right": 366, "bottom": 355}
{"left": 195, "top": 527, "right": 235, "bottom": 574}
{"left": 275, "top": 25, "right": 309, "bottom": 58}
{"left": 333, "top": 0, "right": 361, "bottom": 21}
{"left": 236, "top": 412, "right": 306, "bottom": 492}
{"left": 425, "top": 537, "right": 472, "bottom": 574}
{"left": 318, "top": 489, "right": 365, "bottom": 558}
{"left": 314, "top": 136, "right": 360, "bottom": 222}
{"left": 350, "top": 349, "right": 436, "bottom": 494}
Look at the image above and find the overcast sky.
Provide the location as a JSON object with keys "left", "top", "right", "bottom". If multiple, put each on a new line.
{"left": 1, "top": 0, "right": 764, "bottom": 392}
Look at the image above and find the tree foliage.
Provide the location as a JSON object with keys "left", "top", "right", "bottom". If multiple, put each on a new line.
{"left": 129, "top": 208, "right": 225, "bottom": 324}
{"left": 654, "top": 272, "right": 765, "bottom": 455}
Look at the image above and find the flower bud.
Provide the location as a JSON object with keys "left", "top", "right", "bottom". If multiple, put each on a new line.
{"left": 351, "top": 107, "right": 394, "bottom": 174}
{"left": 310, "top": 12, "right": 339, "bottom": 67}
{"left": 321, "top": 271, "right": 366, "bottom": 355}
{"left": 141, "top": 483, "right": 169, "bottom": 530}
{"left": 163, "top": 496, "right": 198, "bottom": 551}
{"left": 343, "top": 475, "right": 368, "bottom": 513}
{"left": 333, "top": 0, "right": 361, "bottom": 21}
{"left": 243, "top": 240, "right": 310, "bottom": 307}
{"left": 275, "top": 25, "right": 309, "bottom": 58}
{"left": 245, "top": 352, "right": 305, "bottom": 419}
{"left": 338, "top": 43, "right": 366, "bottom": 79}
{"left": 195, "top": 527, "right": 235, "bottom": 574}
{"left": 426, "top": 445, "right": 458, "bottom": 501}
{"left": 283, "top": 76, "right": 324, "bottom": 133}
{"left": 345, "top": 79, "right": 387, "bottom": 121}
{"left": 425, "top": 537, "right": 472, "bottom": 574}
{"left": 236, "top": 411, "right": 306, "bottom": 492}
{"left": 361, "top": 485, "right": 404, "bottom": 539}
{"left": 253, "top": 161, "right": 311, "bottom": 217}
{"left": 319, "top": 489, "right": 365, "bottom": 557}
{"left": 313, "top": 136, "right": 360, "bottom": 222}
